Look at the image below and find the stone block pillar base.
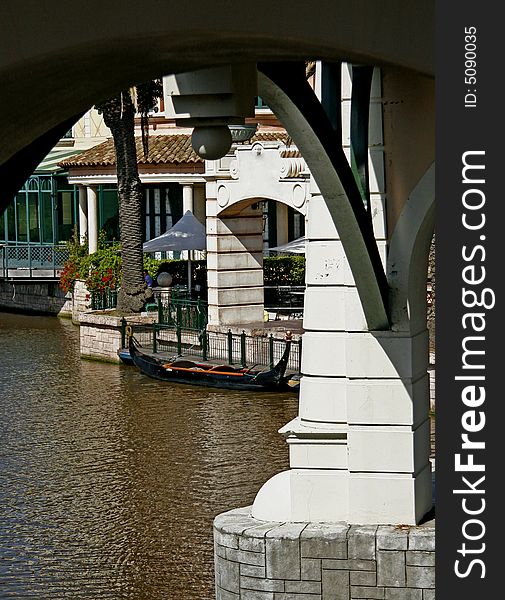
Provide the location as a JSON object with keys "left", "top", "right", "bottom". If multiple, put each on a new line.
{"left": 214, "top": 507, "right": 435, "bottom": 600}
{"left": 206, "top": 198, "right": 265, "bottom": 327}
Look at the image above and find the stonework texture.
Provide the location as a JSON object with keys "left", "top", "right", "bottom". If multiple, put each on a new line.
{"left": 79, "top": 312, "right": 156, "bottom": 362}
{"left": 0, "top": 281, "right": 71, "bottom": 315}
{"left": 214, "top": 508, "right": 435, "bottom": 600}
{"left": 72, "top": 279, "right": 90, "bottom": 323}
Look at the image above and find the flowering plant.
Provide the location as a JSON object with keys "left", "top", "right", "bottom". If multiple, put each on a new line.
{"left": 59, "top": 228, "right": 122, "bottom": 294}
{"left": 59, "top": 228, "right": 88, "bottom": 293}
{"left": 59, "top": 260, "right": 81, "bottom": 293}
{"left": 85, "top": 267, "right": 119, "bottom": 292}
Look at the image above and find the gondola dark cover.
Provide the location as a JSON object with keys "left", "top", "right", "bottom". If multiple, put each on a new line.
{"left": 128, "top": 333, "right": 293, "bottom": 391}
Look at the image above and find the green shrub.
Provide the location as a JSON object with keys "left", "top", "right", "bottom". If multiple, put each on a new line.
{"left": 263, "top": 256, "right": 305, "bottom": 285}
{"left": 143, "top": 255, "right": 161, "bottom": 281}
{"left": 82, "top": 237, "right": 122, "bottom": 292}
{"left": 60, "top": 234, "right": 306, "bottom": 295}
{"left": 155, "top": 259, "right": 207, "bottom": 287}
{"left": 152, "top": 256, "right": 305, "bottom": 286}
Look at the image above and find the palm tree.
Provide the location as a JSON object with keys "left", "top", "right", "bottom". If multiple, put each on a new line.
{"left": 96, "top": 80, "right": 162, "bottom": 313}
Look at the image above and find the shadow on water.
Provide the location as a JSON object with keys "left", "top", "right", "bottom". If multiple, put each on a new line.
{"left": 0, "top": 312, "right": 298, "bottom": 599}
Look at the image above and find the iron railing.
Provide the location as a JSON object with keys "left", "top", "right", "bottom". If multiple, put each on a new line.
{"left": 156, "top": 296, "right": 208, "bottom": 331}
{"left": 264, "top": 285, "right": 305, "bottom": 319}
{"left": 0, "top": 243, "right": 69, "bottom": 279}
{"left": 122, "top": 320, "right": 301, "bottom": 373}
{"left": 88, "top": 286, "right": 207, "bottom": 322}
{"left": 90, "top": 288, "right": 118, "bottom": 310}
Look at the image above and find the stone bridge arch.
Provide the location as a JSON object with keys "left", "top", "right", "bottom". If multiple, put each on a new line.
{"left": 388, "top": 162, "right": 436, "bottom": 334}
{"left": 0, "top": 0, "right": 434, "bottom": 212}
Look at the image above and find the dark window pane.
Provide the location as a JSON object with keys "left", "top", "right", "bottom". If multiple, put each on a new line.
{"left": 7, "top": 202, "right": 15, "bottom": 241}
{"left": 28, "top": 193, "right": 40, "bottom": 243}
{"left": 167, "top": 183, "right": 183, "bottom": 225}
{"left": 57, "top": 191, "right": 74, "bottom": 242}
{"left": 101, "top": 188, "right": 119, "bottom": 241}
{"left": 15, "top": 195, "right": 28, "bottom": 242}
{"left": 41, "top": 192, "right": 54, "bottom": 243}
{"left": 0, "top": 211, "right": 5, "bottom": 241}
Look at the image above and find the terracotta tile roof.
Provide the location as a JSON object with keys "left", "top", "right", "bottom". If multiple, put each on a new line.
{"left": 59, "top": 131, "right": 293, "bottom": 168}
{"left": 241, "top": 131, "right": 291, "bottom": 145}
{"left": 280, "top": 148, "right": 302, "bottom": 158}
{"left": 59, "top": 134, "right": 203, "bottom": 167}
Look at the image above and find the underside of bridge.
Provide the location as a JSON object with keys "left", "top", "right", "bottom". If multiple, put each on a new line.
{"left": 0, "top": 0, "right": 433, "bottom": 213}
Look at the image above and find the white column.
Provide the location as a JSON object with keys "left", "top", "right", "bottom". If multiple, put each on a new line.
{"left": 181, "top": 184, "right": 194, "bottom": 261}
{"left": 78, "top": 185, "right": 88, "bottom": 244}
{"left": 182, "top": 184, "right": 194, "bottom": 213}
{"left": 251, "top": 183, "right": 432, "bottom": 525}
{"left": 86, "top": 185, "right": 98, "bottom": 254}
{"left": 275, "top": 202, "right": 289, "bottom": 247}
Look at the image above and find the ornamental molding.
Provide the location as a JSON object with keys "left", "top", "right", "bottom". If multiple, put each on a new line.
{"left": 210, "top": 144, "right": 310, "bottom": 216}
{"left": 279, "top": 157, "right": 308, "bottom": 179}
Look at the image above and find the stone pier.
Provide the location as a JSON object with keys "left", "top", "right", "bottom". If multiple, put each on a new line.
{"left": 214, "top": 507, "right": 435, "bottom": 600}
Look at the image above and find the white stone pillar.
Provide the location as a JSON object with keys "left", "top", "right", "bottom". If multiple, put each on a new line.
{"left": 78, "top": 185, "right": 88, "bottom": 244}
{"left": 369, "top": 67, "right": 388, "bottom": 269}
{"left": 341, "top": 66, "right": 388, "bottom": 269}
{"left": 182, "top": 184, "right": 195, "bottom": 262}
{"left": 182, "top": 184, "right": 194, "bottom": 213}
{"left": 206, "top": 184, "right": 264, "bottom": 326}
{"left": 275, "top": 202, "right": 289, "bottom": 247}
{"left": 86, "top": 185, "right": 98, "bottom": 254}
{"left": 252, "top": 182, "right": 432, "bottom": 525}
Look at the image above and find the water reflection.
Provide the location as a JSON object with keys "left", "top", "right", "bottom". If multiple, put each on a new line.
{"left": 0, "top": 312, "right": 298, "bottom": 599}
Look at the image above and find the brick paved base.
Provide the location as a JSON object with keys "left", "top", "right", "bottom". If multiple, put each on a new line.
{"left": 214, "top": 507, "right": 435, "bottom": 600}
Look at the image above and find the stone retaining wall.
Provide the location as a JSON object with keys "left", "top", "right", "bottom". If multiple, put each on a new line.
{"left": 214, "top": 507, "right": 435, "bottom": 600}
{"left": 0, "top": 280, "right": 71, "bottom": 315}
{"left": 72, "top": 279, "right": 91, "bottom": 323}
{"left": 79, "top": 312, "right": 157, "bottom": 362}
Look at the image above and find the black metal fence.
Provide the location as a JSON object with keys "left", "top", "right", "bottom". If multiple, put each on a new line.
{"left": 122, "top": 320, "right": 301, "bottom": 373}
{"left": 90, "top": 288, "right": 208, "bottom": 328}
{"left": 90, "top": 288, "right": 118, "bottom": 310}
{"left": 90, "top": 286, "right": 305, "bottom": 327}
{"left": 156, "top": 296, "right": 207, "bottom": 331}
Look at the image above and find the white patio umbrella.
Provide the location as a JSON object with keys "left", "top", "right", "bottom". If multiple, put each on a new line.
{"left": 268, "top": 236, "right": 306, "bottom": 254}
{"left": 142, "top": 210, "right": 206, "bottom": 293}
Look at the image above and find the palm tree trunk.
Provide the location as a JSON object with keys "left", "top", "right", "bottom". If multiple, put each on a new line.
{"left": 101, "top": 91, "right": 152, "bottom": 313}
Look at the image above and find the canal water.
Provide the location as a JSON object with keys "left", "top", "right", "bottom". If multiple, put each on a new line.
{"left": 0, "top": 312, "right": 298, "bottom": 599}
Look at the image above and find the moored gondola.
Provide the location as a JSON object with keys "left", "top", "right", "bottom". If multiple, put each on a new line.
{"left": 127, "top": 329, "right": 294, "bottom": 391}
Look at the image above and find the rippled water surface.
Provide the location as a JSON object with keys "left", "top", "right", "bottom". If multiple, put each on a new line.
{"left": 0, "top": 313, "right": 298, "bottom": 599}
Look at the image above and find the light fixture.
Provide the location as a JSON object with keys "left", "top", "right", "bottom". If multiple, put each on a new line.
{"left": 164, "top": 64, "right": 258, "bottom": 160}
{"left": 229, "top": 123, "right": 258, "bottom": 143}
{"left": 191, "top": 125, "right": 233, "bottom": 160}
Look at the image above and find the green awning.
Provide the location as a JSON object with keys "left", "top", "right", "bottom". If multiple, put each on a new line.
{"left": 34, "top": 147, "right": 84, "bottom": 174}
